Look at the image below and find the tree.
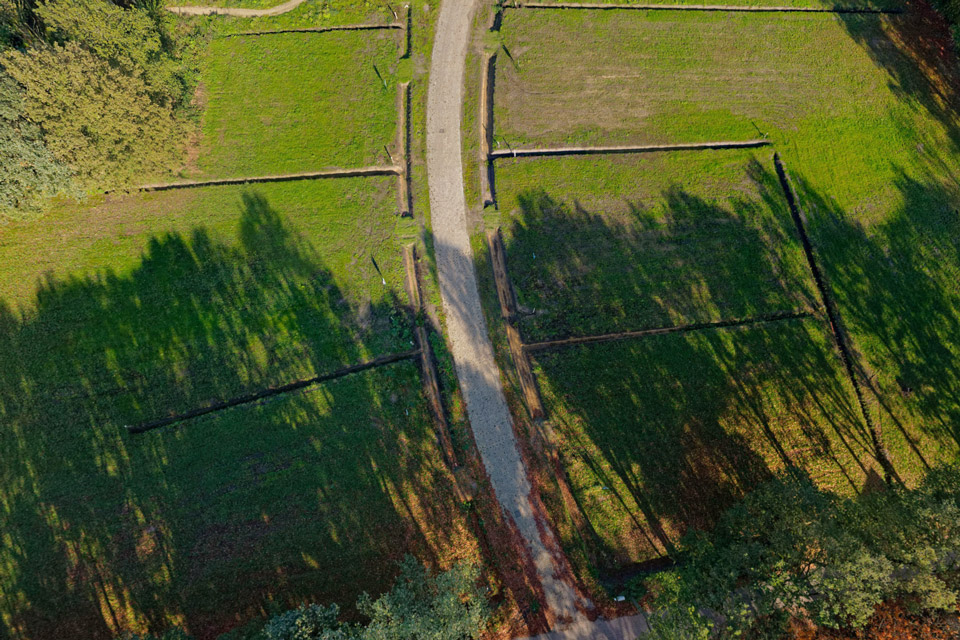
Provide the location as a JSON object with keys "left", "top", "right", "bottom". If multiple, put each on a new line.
{"left": 0, "top": 69, "right": 73, "bottom": 218}
{"left": 2, "top": 40, "right": 184, "bottom": 190}
{"left": 260, "top": 557, "right": 490, "bottom": 640}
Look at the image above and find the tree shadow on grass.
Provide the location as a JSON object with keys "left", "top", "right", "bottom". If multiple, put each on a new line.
{"left": 502, "top": 160, "right": 819, "bottom": 343}
{"left": 496, "top": 159, "right": 953, "bottom": 576}
{"left": 0, "top": 193, "right": 464, "bottom": 640}
{"left": 839, "top": 7, "right": 960, "bottom": 152}
{"left": 794, "top": 166, "right": 960, "bottom": 466}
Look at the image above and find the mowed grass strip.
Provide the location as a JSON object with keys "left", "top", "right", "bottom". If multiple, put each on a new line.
{"left": 0, "top": 359, "right": 476, "bottom": 638}
{"left": 193, "top": 30, "right": 399, "bottom": 179}
{"left": 0, "top": 178, "right": 412, "bottom": 421}
{"left": 205, "top": 0, "right": 398, "bottom": 34}
{"left": 495, "top": 151, "right": 817, "bottom": 342}
{"left": 532, "top": 319, "right": 881, "bottom": 567}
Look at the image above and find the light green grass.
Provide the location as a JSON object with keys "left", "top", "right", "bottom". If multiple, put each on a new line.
{"left": 532, "top": 320, "right": 883, "bottom": 567}
{"left": 193, "top": 31, "right": 400, "bottom": 179}
{"left": 494, "top": 150, "right": 817, "bottom": 341}
{"left": 202, "top": 0, "right": 397, "bottom": 36}
{"left": 513, "top": 0, "right": 902, "bottom": 9}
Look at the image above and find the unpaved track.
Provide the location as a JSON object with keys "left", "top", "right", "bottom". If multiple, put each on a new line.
{"left": 167, "top": 0, "right": 305, "bottom": 17}
{"left": 426, "top": 0, "right": 648, "bottom": 634}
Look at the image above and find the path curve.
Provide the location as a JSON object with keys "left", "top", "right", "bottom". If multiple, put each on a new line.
{"left": 166, "top": 0, "right": 305, "bottom": 17}
{"left": 426, "top": 0, "right": 646, "bottom": 635}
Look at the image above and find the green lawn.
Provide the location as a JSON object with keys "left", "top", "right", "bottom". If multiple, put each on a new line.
{"left": 0, "top": 358, "right": 474, "bottom": 639}
{"left": 486, "top": 8, "right": 960, "bottom": 577}
{"left": 493, "top": 8, "right": 960, "bottom": 470}
{"left": 189, "top": 30, "right": 400, "bottom": 180}
{"left": 494, "top": 150, "right": 817, "bottom": 341}
{"left": 0, "top": 178, "right": 471, "bottom": 638}
{"left": 199, "top": 0, "right": 399, "bottom": 38}
{"left": 531, "top": 319, "right": 924, "bottom": 568}
{"left": 0, "top": 178, "right": 413, "bottom": 428}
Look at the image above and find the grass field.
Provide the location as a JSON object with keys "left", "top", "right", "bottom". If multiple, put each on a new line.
{"left": 188, "top": 30, "right": 400, "bottom": 180}
{"left": 203, "top": 1, "right": 400, "bottom": 40}
{"left": 486, "top": 6, "right": 960, "bottom": 578}
{"left": 0, "top": 358, "right": 476, "bottom": 639}
{"left": 493, "top": 150, "right": 817, "bottom": 341}
{"left": 517, "top": 0, "right": 903, "bottom": 9}
{"left": 0, "top": 179, "right": 414, "bottom": 417}
{"left": 0, "top": 178, "right": 463, "bottom": 638}
{"left": 532, "top": 320, "right": 898, "bottom": 568}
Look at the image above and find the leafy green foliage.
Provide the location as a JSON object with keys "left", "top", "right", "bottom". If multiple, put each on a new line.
{"left": 262, "top": 605, "right": 348, "bottom": 640}
{"left": 35, "top": 0, "right": 189, "bottom": 108}
{"left": 0, "top": 70, "right": 73, "bottom": 217}
{"left": 644, "top": 467, "right": 960, "bottom": 638}
{"left": 259, "top": 558, "right": 489, "bottom": 640}
{"left": 2, "top": 41, "right": 184, "bottom": 189}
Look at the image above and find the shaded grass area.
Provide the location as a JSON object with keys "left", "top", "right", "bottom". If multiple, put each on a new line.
{"left": 0, "top": 179, "right": 413, "bottom": 424}
{"left": 0, "top": 187, "right": 472, "bottom": 640}
{"left": 532, "top": 320, "right": 882, "bottom": 569}
{"left": 493, "top": 151, "right": 817, "bottom": 341}
{"left": 193, "top": 30, "right": 400, "bottom": 179}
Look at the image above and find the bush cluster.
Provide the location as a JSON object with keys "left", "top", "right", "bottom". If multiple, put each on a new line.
{"left": 0, "top": 0, "right": 198, "bottom": 218}
{"left": 643, "top": 466, "right": 960, "bottom": 639}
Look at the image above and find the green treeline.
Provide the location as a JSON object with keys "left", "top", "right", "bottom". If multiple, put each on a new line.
{"left": 643, "top": 466, "right": 960, "bottom": 639}
{"left": 0, "top": 0, "right": 200, "bottom": 218}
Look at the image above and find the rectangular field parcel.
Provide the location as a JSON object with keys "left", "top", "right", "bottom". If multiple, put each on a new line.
{"left": 0, "top": 178, "right": 412, "bottom": 432}
{"left": 494, "top": 150, "right": 817, "bottom": 341}
{"left": 0, "top": 359, "right": 474, "bottom": 638}
{"left": 192, "top": 30, "right": 401, "bottom": 179}
{"left": 494, "top": 9, "right": 960, "bottom": 477}
{"left": 532, "top": 320, "right": 883, "bottom": 567}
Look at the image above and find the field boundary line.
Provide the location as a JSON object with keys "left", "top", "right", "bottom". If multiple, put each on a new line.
{"left": 513, "top": 2, "right": 903, "bottom": 13}
{"left": 486, "top": 228, "right": 546, "bottom": 419}
{"left": 126, "top": 350, "right": 420, "bottom": 434}
{"left": 134, "top": 166, "right": 401, "bottom": 192}
{"left": 489, "top": 139, "right": 771, "bottom": 159}
{"left": 396, "top": 82, "right": 413, "bottom": 216}
{"left": 220, "top": 23, "right": 404, "bottom": 37}
{"left": 480, "top": 51, "right": 497, "bottom": 206}
{"left": 403, "top": 245, "right": 460, "bottom": 469}
{"left": 773, "top": 152, "right": 896, "bottom": 480}
{"left": 523, "top": 310, "right": 814, "bottom": 352}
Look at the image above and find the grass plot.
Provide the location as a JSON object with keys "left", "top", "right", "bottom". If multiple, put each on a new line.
{"left": 495, "top": 151, "right": 816, "bottom": 342}
{"left": 0, "top": 360, "right": 474, "bottom": 639}
{"left": 193, "top": 30, "right": 400, "bottom": 179}
{"left": 533, "top": 320, "right": 882, "bottom": 568}
{"left": 0, "top": 178, "right": 412, "bottom": 421}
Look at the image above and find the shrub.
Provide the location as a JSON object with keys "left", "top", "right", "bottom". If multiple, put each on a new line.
{"left": 2, "top": 40, "right": 184, "bottom": 190}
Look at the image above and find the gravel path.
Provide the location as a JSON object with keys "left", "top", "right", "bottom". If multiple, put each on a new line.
{"left": 425, "top": 0, "right": 589, "bottom": 627}
{"left": 166, "top": 0, "right": 306, "bottom": 17}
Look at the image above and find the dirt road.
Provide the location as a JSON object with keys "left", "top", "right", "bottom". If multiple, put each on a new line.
{"left": 166, "top": 0, "right": 305, "bottom": 17}
{"left": 424, "top": 0, "right": 590, "bottom": 626}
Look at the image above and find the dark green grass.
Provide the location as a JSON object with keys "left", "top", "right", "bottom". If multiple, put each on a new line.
{"left": 532, "top": 319, "right": 887, "bottom": 568}
{"left": 517, "top": 0, "right": 901, "bottom": 8}
{"left": 494, "top": 151, "right": 817, "bottom": 341}
{"left": 0, "top": 179, "right": 413, "bottom": 422}
{"left": 193, "top": 31, "right": 400, "bottom": 179}
{"left": 0, "top": 357, "right": 473, "bottom": 638}
{"left": 0, "top": 179, "right": 474, "bottom": 638}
